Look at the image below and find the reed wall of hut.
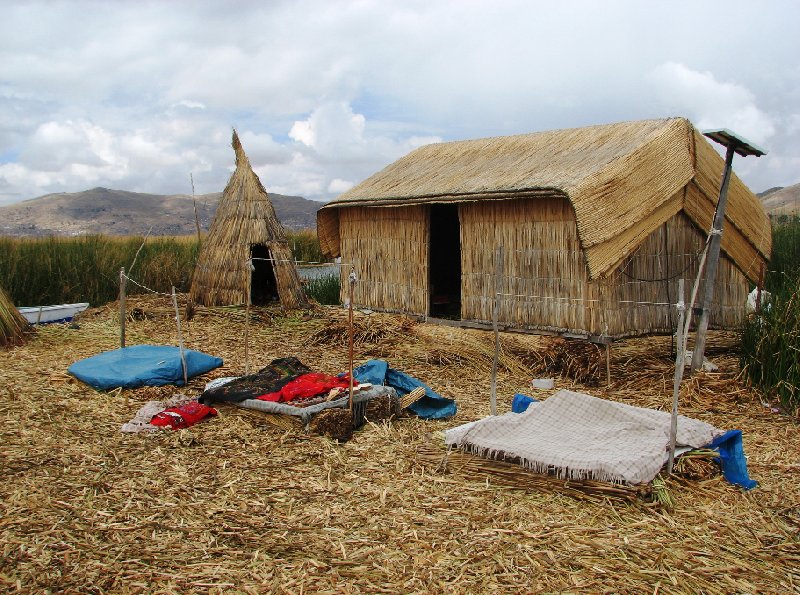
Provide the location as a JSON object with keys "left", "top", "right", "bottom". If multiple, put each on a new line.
{"left": 335, "top": 199, "right": 750, "bottom": 339}
{"left": 338, "top": 205, "right": 429, "bottom": 315}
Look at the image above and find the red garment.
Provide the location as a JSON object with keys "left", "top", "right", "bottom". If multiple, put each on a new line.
{"left": 150, "top": 401, "right": 218, "bottom": 430}
{"left": 256, "top": 373, "right": 351, "bottom": 403}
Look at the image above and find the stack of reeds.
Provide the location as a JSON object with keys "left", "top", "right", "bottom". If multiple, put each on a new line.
{"left": 0, "top": 285, "right": 28, "bottom": 347}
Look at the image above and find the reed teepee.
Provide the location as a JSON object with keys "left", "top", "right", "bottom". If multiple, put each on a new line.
{"left": 190, "top": 130, "right": 308, "bottom": 309}
{"left": 0, "top": 285, "right": 29, "bottom": 347}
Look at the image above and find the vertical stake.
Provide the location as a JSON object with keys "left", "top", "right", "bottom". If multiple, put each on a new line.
{"left": 119, "top": 267, "right": 127, "bottom": 348}
{"left": 245, "top": 259, "right": 253, "bottom": 375}
{"left": 490, "top": 246, "right": 503, "bottom": 416}
{"left": 755, "top": 261, "right": 765, "bottom": 314}
{"left": 667, "top": 278, "right": 686, "bottom": 475}
{"left": 172, "top": 286, "right": 188, "bottom": 386}
{"left": 348, "top": 267, "right": 358, "bottom": 412}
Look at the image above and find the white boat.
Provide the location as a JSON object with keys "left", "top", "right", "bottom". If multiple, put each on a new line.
{"left": 18, "top": 303, "right": 90, "bottom": 324}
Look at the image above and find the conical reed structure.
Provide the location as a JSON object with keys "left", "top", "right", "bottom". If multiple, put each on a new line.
{"left": 0, "top": 285, "right": 29, "bottom": 347}
{"left": 190, "top": 130, "right": 308, "bottom": 309}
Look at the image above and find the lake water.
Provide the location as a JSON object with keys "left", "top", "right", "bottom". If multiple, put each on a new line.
{"left": 297, "top": 264, "right": 339, "bottom": 280}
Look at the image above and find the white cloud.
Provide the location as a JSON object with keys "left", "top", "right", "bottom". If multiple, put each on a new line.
{"left": 647, "top": 62, "right": 776, "bottom": 144}
{"left": 0, "top": 0, "right": 799, "bottom": 204}
{"left": 328, "top": 178, "right": 354, "bottom": 194}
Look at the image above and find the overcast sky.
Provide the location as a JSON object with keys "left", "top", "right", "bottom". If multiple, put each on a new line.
{"left": 1, "top": 0, "right": 798, "bottom": 206}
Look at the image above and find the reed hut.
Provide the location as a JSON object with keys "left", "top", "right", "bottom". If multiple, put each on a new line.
{"left": 191, "top": 130, "right": 307, "bottom": 309}
{"left": 0, "top": 285, "right": 28, "bottom": 347}
{"left": 318, "top": 117, "right": 771, "bottom": 339}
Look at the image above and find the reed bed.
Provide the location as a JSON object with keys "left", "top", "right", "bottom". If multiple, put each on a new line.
{"left": 0, "top": 299, "right": 798, "bottom": 593}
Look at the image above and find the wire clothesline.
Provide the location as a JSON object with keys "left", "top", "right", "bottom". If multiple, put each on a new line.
{"left": 493, "top": 292, "right": 688, "bottom": 308}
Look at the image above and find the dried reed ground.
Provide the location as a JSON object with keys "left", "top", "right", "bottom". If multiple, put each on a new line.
{"left": 1, "top": 296, "right": 798, "bottom": 594}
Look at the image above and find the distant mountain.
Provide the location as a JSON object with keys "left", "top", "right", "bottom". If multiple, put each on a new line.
{"left": 757, "top": 186, "right": 784, "bottom": 198}
{"left": 760, "top": 182, "right": 800, "bottom": 216}
{"left": 0, "top": 187, "right": 323, "bottom": 236}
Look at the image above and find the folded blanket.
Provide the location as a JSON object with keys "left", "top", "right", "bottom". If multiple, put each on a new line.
{"left": 445, "top": 389, "right": 722, "bottom": 485}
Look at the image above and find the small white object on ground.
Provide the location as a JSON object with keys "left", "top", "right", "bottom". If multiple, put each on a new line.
{"left": 530, "top": 378, "right": 555, "bottom": 390}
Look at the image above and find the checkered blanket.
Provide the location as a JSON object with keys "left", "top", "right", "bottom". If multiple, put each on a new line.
{"left": 444, "top": 389, "right": 722, "bottom": 485}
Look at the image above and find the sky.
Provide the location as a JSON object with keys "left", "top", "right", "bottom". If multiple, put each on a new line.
{"left": 1, "top": 0, "right": 799, "bottom": 206}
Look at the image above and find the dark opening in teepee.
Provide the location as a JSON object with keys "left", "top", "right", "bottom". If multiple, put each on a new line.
{"left": 190, "top": 130, "right": 308, "bottom": 309}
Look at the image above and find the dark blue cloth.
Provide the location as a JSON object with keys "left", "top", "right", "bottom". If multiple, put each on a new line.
{"left": 68, "top": 345, "right": 223, "bottom": 390}
{"left": 352, "top": 359, "right": 457, "bottom": 419}
{"left": 706, "top": 429, "right": 758, "bottom": 490}
{"left": 511, "top": 393, "right": 538, "bottom": 413}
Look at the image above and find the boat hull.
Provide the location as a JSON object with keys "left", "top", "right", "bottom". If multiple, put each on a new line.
{"left": 18, "top": 303, "right": 90, "bottom": 324}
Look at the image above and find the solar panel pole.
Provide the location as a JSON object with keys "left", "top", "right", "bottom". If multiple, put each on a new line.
{"left": 691, "top": 130, "right": 766, "bottom": 373}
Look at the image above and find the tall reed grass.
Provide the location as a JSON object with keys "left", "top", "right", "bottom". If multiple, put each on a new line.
{"left": 740, "top": 215, "right": 800, "bottom": 413}
{"left": 0, "top": 230, "right": 328, "bottom": 307}
{"left": 304, "top": 273, "right": 341, "bottom": 305}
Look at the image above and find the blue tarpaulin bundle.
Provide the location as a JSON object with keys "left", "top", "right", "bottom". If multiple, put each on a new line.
{"left": 352, "top": 359, "right": 457, "bottom": 419}
{"left": 68, "top": 345, "right": 223, "bottom": 390}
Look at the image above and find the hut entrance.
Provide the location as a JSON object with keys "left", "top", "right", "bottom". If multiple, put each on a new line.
{"left": 429, "top": 204, "right": 461, "bottom": 319}
{"left": 250, "top": 244, "right": 279, "bottom": 305}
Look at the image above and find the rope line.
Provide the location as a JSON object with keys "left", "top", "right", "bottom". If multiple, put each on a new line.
{"left": 122, "top": 274, "right": 173, "bottom": 297}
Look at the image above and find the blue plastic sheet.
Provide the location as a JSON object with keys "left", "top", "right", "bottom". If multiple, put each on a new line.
{"left": 352, "top": 359, "right": 457, "bottom": 419}
{"left": 68, "top": 345, "right": 223, "bottom": 390}
{"left": 511, "top": 393, "right": 538, "bottom": 413}
{"left": 706, "top": 429, "right": 758, "bottom": 490}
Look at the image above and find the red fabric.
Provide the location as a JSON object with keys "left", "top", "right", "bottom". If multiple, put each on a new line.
{"left": 256, "top": 373, "right": 351, "bottom": 403}
{"left": 150, "top": 401, "right": 218, "bottom": 430}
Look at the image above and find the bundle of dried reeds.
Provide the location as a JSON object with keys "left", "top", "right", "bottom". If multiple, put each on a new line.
{"left": 0, "top": 285, "right": 29, "bottom": 347}
{"left": 415, "top": 444, "right": 649, "bottom": 503}
{"left": 309, "top": 309, "right": 415, "bottom": 349}
{"left": 308, "top": 408, "right": 354, "bottom": 442}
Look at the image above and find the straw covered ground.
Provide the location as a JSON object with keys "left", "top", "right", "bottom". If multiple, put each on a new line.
{"left": 1, "top": 295, "right": 798, "bottom": 593}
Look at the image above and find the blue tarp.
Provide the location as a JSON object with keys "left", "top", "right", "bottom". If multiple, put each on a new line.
{"left": 511, "top": 393, "right": 539, "bottom": 413}
{"left": 68, "top": 345, "right": 223, "bottom": 390}
{"left": 352, "top": 359, "right": 457, "bottom": 419}
{"left": 707, "top": 429, "right": 758, "bottom": 490}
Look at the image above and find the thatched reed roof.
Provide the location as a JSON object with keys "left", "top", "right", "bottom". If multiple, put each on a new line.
{"left": 190, "top": 130, "right": 307, "bottom": 308}
{"left": 318, "top": 118, "right": 770, "bottom": 281}
{"left": 0, "top": 285, "right": 28, "bottom": 347}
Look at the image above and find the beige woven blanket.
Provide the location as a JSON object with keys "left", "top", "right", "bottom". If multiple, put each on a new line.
{"left": 444, "top": 389, "right": 722, "bottom": 485}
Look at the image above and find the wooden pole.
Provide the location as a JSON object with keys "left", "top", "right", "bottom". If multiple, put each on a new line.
{"left": 245, "top": 259, "right": 253, "bottom": 375}
{"left": 119, "top": 267, "right": 127, "bottom": 348}
{"left": 691, "top": 143, "right": 736, "bottom": 372}
{"left": 667, "top": 278, "right": 686, "bottom": 475}
{"left": 755, "top": 261, "right": 765, "bottom": 314}
{"left": 190, "top": 173, "right": 201, "bottom": 245}
{"left": 348, "top": 267, "right": 357, "bottom": 412}
{"left": 172, "top": 286, "right": 188, "bottom": 386}
{"left": 490, "top": 246, "right": 503, "bottom": 416}
{"left": 605, "top": 343, "right": 612, "bottom": 387}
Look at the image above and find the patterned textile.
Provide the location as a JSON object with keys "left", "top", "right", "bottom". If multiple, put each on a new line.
{"left": 199, "top": 357, "right": 310, "bottom": 404}
{"left": 150, "top": 400, "right": 217, "bottom": 430}
{"left": 256, "top": 373, "right": 352, "bottom": 403}
{"left": 121, "top": 395, "right": 195, "bottom": 433}
{"left": 445, "top": 389, "right": 722, "bottom": 485}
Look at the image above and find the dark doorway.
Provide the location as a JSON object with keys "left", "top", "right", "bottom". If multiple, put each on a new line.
{"left": 429, "top": 204, "right": 461, "bottom": 319}
{"left": 250, "top": 244, "right": 278, "bottom": 305}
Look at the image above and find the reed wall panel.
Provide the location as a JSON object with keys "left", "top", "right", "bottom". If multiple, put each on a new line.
{"left": 338, "top": 206, "right": 428, "bottom": 315}
{"left": 460, "top": 198, "right": 590, "bottom": 334}
{"left": 601, "top": 212, "right": 749, "bottom": 337}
